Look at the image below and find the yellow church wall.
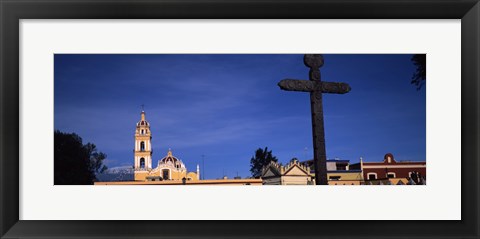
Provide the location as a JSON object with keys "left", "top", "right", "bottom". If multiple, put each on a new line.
{"left": 134, "top": 171, "right": 149, "bottom": 181}
{"left": 95, "top": 178, "right": 262, "bottom": 185}
{"left": 134, "top": 170, "right": 198, "bottom": 181}
{"left": 170, "top": 171, "right": 185, "bottom": 180}
{"left": 187, "top": 172, "right": 198, "bottom": 181}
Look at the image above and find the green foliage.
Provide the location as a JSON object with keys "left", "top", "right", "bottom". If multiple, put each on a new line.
{"left": 249, "top": 147, "right": 278, "bottom": 178}
{"left": 84, "top": 143, "right": 108, "bottom": 174}
{"left": 411, "top": 54, "right": 426, "bottom": 90}
{"left": 54, "top": 130, "right": 108, "bottom": 185}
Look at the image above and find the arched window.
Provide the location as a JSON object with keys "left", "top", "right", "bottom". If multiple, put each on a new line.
{"left": 140, "top": 141, "right": 145, "bottom": 151}
{"left": 141, "top": 129, "right": 144, "bottom": 135}
{"left": 140, "top": 158, "right": 145, "bottom": 168}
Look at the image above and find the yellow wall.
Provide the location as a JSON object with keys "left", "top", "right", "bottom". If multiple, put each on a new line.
{"left": 96, "top": 178, "right": 262, "bottom": 185}
{"left": 134, "top": 171, "right": 149, "bottom": 181}
{"left": 134, "top": 170, "right": 198, "bottom": 181}
{"left": 327, "top": 172, "right": 363, "bottom": 181}
{"left": 187, "top": 172, "right": 198, "bottom": 181}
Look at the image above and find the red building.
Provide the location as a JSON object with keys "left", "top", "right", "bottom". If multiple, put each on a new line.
{"left": 350, "top": 153, "right": 426, "bottom": 181}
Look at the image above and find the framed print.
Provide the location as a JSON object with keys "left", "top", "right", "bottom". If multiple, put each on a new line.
{"left": 1, "top": 0, "right": 479, "bottom": 238}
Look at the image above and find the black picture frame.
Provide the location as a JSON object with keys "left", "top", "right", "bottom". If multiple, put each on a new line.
{"left": 1, "top": 0, "right": 479, "bottom": 238}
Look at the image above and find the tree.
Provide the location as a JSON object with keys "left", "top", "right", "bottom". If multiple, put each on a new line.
{"left": 84, "top": 143, "right": 108, "bottom": 174}
{"left": 249, "top": 147, "right": 278, "bottom": 178}
{"left": 54, "top": 130, "right": 108, "bottom": 185}
{"left": 411, "top": 54, "right": 426, "bottom": 90}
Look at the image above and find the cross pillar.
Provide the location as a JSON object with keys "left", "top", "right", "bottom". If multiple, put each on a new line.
{"left": 278, "top": 54, "right": 351, "bottom": 185}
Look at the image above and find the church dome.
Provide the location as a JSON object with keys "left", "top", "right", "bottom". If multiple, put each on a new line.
{"left": 158, "top": 149, "right": 186, "bottom": 169}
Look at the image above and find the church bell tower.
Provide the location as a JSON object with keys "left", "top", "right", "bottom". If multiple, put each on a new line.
{"left": 134, "top": 110, "right": 152, "bottom": 170}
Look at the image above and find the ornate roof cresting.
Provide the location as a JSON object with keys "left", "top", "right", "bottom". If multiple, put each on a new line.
{"left": 262, "top": 159, "right": 311, "bottom": 176}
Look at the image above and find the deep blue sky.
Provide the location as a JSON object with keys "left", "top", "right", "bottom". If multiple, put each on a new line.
{"left": 54, "top": 54, "right": 426, "bottom": 179}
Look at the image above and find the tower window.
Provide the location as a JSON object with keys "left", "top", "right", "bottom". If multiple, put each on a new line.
{"left": 140, "top": 141, "right": 145, "bottom": 151}
{"left": 140, "top": 158, "right": 145, "bottom": 168}
{"left": 141, "top": 129, "right": 144, "bottom": 135}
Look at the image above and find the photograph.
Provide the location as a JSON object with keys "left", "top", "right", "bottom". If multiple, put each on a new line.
{"left": 2, "top": 0, "right": 477, "bottom": 237}
{"left": 54, "top": 54, "right": 426, "bottom": 186}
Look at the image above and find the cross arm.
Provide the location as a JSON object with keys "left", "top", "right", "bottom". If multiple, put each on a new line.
{"left": 278, "top": 79, "right": 316, "bottom": 92}
{"left": 320, "top": 82, "right": 351, "bottom": 94}
{"left": 278, "top": 79, "right": 351, "bottom": 94}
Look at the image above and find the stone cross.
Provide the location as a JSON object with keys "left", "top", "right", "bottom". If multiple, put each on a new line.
{"left": 278, "top": 54, "right": 351, "bottom": 185}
